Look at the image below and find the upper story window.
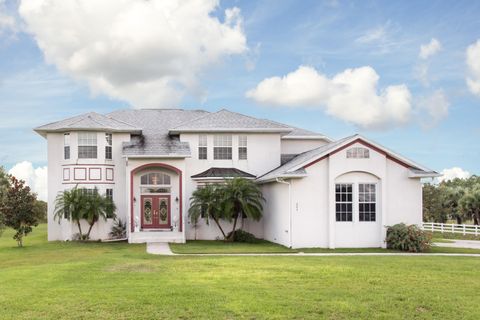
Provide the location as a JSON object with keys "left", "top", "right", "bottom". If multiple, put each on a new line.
{"left": 78, "top": 132, "right": 97, "bottom": 159}
{"left": 198, "top": 135, "right": 207, "bottom": 160}
{"left": 64, "top": 133, "right": 70, "bottom": 160}
{"left": 214, "top": 135, "right": 232, "bottom": 160}
{"left": 335, "top": 183, "right": 353, "bottom": 222}
{"left": 359, "top": 183, "right": 376, "bottom": 222}
{"left": 346, "top": 147, "right": 369, "bottom": 159}
{"left": 105, "top": 133, "right": 112, "bottom": 160}
{"left": 238, "top": 135, "right": 247, "bottom": 160}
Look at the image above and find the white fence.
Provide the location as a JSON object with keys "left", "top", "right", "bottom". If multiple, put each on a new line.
{"left": 422, "top": 222, "right": 480, "bottom": 236}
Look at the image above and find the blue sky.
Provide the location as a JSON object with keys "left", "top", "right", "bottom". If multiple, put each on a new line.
{"left": 1, "top": 0, "right": 479, "bottom": 182}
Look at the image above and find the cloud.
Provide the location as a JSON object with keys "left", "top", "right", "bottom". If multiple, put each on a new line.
{"left": 417, "top": 90, "right": 449, "bottom": 128}
{"left": 0, "top": 0, "right": 17, "bottom": 35}
{"left": 419, "top": 38, "right": 441, "bottom": 59}
{"left": 356, "top": 26, "right": 387, "bottom": 44}
{"left": 466, "top": 39, "right": 480, "bottom": 96}
{"left": 8, "top": 161, "right": 47, "bottom": 201}
{"left": 19, "top": 0, "right": 247, "bottom": 107}
{"left": 246, "top": 65, "right": 412, "bottom": 129}
{"left": 438, "top": 167, "right": 471, "bottom": 183}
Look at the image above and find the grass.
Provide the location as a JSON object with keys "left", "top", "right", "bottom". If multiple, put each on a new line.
{"left": 429, "top": 231, "right": 480, "bottom": 241}
{"left": 2, "top": 225, "right": 480, "bottom": 319}
{"left": 171, "top": 240, "right": 480, "bottom": 255}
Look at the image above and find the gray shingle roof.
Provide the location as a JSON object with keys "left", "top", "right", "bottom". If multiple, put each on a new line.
{"left": 191, "top": 167, "right": 256, "bottom": 179}
{"left": 169, "top": 109, "right": 292, "bottom": 133}
{"left": 108, "top": 109, "right": 209, "bottom": 156}
{"left": 257, "top": 135, "right": 357, "bottom": 182}
{"left": 34, "top": 112, "right": 141, "bottom": 137}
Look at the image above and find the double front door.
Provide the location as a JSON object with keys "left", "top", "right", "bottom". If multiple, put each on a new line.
{"left": 141, "top": 195, "right": 171, "bottom": 229}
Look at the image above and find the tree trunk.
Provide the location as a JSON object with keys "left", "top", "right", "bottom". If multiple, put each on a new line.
{"left": 456, "top": 216, "right": 462, "bottom": 224}
{"left": 76, "top": 220, "right": 83, "bottom": 239}
{"left": 474, "top": 214, "right": 479, "bottom": 226}
{"left": 227, "top": 212, "right": 240, "bottom": 242}
{"left": 86, "top": 221, "right": 95, "bottom": 240}
{"left": 212, "top": 216, "right": 227, "bottom": 239}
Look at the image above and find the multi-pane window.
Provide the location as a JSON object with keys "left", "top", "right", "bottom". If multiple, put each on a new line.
{"left": 346, "top": 147, "right": 370, "bottom": 159}
{"left": 105, "top": 133, "right": 112, "bottom": 160}
{"left": 140, "top": 173, "right": 171, "bottom": 185}
{"left": 238, "top": 135, "right": 247, "bottom": 160}
{"left": 198, "top": 135, "right": 207, "bottom": 160}
{"left": 64, "top": 133, "right": 70, "bottom": 160}
{"left": 213, "top": 135, "right": 232, "bottom": 160}
{"left": 78, "top": 132, "right": 97, "bottom": 159}
{"left": 335, "top": 184, "right": 353, "bottom": 222}
{"left": 359, "top": 183, "right": 376, "bottom": 221}
{"left": 106, "top": 188, "right": 114, "bottom": 218}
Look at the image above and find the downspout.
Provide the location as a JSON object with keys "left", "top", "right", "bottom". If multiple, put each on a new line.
{"left": 276, "top": 178, "right": 292, "bottom": 248}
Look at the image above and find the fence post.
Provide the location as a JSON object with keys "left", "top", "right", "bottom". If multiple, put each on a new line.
{"left": 476, "top": 225, "right": 478, "bottom": 237}
{"left": 451, "top": 224, "right": 454, "bottom": 233}
{"left": 441, "top": 223, "right": 444, "bottom": 233}
{"left": 463, "top": 224, "right": 466, "bottom": 235}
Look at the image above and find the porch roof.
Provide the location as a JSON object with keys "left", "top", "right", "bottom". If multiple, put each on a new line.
{"left": 191, "top": 167, "right": 256, "bottom": 180}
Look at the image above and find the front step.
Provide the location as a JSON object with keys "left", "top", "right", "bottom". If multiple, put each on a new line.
{"left": 129, "top": 231, "right": 185, "bottom": 244}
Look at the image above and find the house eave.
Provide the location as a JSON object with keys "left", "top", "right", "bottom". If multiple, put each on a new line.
{"left": 282, "top": 135, "right": 332, "bottom": 141}
{"left": 169, "top": 128, "right": 293, "bottom": 135}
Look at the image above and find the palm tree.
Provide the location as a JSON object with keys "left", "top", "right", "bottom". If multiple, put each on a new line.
{"left": 222, "top": 178, "right": 265, "bottom": 241}
{"left": 83, "top": 188, "right": 116, "bottom": 239}
{"left": 54, "top": 187, "right": 116, "bottom": 240}
{"left": 189, "top": 184, "right": 227, "bottom": 239}
{"left": 54, "top": 187, "right": 88, "bottom": 239}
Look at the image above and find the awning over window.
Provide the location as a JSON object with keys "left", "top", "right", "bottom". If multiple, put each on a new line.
{"left": 191, "top": 167, "right": 256, "bottom": 180}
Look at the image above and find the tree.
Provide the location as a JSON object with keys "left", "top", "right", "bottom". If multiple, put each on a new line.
{"left": 33, "top": 200, "right": 48, "bottom": 223}
{"left": 1, "top": 176, "right": 40, "bottom": 247}
{"left": 222, "top": 178, "right": 265, "bottom": 241}
{"left": 188, "top": 184, "right": 227, "bottom": 239}
{"left": 54, "top": 187, "right": 116, "bottom": 240}
{"left": 459, "top": 186, "right": 480, "bottom": 225}
{"left": 0, "top": 166, "right": 9, "bottom": 235}
{"left": 422, "top": 183, "right": 446, "bottom": 222}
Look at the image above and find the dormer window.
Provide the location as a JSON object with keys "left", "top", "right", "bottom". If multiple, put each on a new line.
{"left": 346, "top": 147, "right": 369, "bottom": 159}
{"left": 198, "top": 135, "right": 207, "bottom": 160}
{"left": 78, "top": 132, "right": 97, "bottom": 159}
{"left": 238, "top": 135, "right": 247, "bottom": 160}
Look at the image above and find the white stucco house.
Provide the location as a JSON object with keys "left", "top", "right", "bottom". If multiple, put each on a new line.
{"left": 34, "top": 108, "right": 440, "bottom": 248}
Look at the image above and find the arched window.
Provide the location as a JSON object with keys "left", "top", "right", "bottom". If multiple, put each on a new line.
{"left": 140, "top": 172, "right": 171, "bottom": 185}
{"left": 346, "top": 147, "right": 369, "bottom": 159}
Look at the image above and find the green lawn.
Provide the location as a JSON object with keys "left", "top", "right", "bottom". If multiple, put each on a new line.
{"left": 1, "top": 225, "right": 480, "bottom": 319}
{"left": 429, "top": 231, "right": 480, "bottom": 241}
{"left": 171, "top": 240, "right": 480, "bottom": 255}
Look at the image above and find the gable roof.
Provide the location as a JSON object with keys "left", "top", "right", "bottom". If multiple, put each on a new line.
{"left": 257, "top": 134, "right": 440, "bottom": 182}
{"left": 169, "top": 109, "right": 292, "bottom": 134}
{"left": 191, "top": 167, "right": 256, "bottom": 180}
{"left": 34, "top": 112, "right": 142, "bottom": 137}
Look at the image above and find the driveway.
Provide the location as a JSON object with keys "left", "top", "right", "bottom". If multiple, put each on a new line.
{"left": 433, "top": 239, "right": 480, "bottom": 249}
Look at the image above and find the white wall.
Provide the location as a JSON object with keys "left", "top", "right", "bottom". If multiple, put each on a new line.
{"left": 47, "top": 131, "right": 130, "bottom": 241}
{"left": 181, "top": 132, "right": 280, "bottom": 240}
{"left": 261, "top": 182, "right": 290, "bottom": 247}
{"left": 281, "top": 138, "right": 328, "bottom": 155}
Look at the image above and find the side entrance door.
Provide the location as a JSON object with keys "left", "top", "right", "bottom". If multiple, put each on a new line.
{"left": 141, "top": 195, "right": 171, "bottom": 229}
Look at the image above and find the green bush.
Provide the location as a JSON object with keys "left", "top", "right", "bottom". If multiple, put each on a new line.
{"left": 386, "top": 223, "right": 431, "bottom": 252}
{"left": 227, "top": 229, "right": 259, "bottom": 243}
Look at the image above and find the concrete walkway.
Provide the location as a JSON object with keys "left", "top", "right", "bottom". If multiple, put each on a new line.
{"left": 146, "top": 243, "right": 480, "bottom": 257}
{"left": 433, "top": 239, "right": 480, "bottom": 250}
{"left": 146, "top": 242, "right": 174, "bottom": 255}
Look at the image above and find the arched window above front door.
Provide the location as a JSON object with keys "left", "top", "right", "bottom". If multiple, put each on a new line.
{"left": 140, "top": 172, "right": 171, "bottom": 186}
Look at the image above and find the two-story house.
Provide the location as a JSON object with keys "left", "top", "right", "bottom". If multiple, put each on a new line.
{"left": 34, "top": 109, "right": 439, "bottom": 248}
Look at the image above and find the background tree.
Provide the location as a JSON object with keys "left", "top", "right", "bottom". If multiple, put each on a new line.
{"left": 422, "top": 183, "right": 446, "bottom": 222}
{"left": 0, "top": 166, "right": 9, "bottom": 235}
{"left": 1, "top": 176, "right": 40, "bottom": 247}
{"left": 441, "top": 186, "right": 465, "bottom": 224}
{"left": 222, "top": 178, "right": 265, "bottom": 241}
{"left": 189, "top": 184, "right": 227, "bottom": 239}
{"left": 459, "top": 186, "right": 480, "bottom": 225}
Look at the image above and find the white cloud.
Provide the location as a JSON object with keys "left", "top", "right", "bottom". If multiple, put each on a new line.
{"left": 8, "top": 161, "right": 47, "bottom": 201}
{"left": 19, "top": 0, "right": 247, "bottom": 107}
{"left": 419, "top": 38, "right": 441, "bottom": 59}
{"left": 466, "top": 39, "right": 480, "bottom": 96}
{"left": 438, "top": 167, "right": 471, "bottom": 183}
{"left": 417, "top": 90, "right": 449, "bottom": 127}
{"left": 0, "top": 0, "right": 17, "bottom": 35}
{"left": 356, "top": 26, "right": 387, "bottom": 44}
{"left": 246, "top": 65, "right": 412, "bottom": 129}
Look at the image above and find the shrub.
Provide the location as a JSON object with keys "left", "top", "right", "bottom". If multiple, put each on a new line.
{"left": 109, "top": 219, "right": 127, "bottom": 239}
{"left": 386, "top": 223, "right": 431, "bottom": 252}
{"left": 227, "top": 229, "right": 259, "bottom": 243}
